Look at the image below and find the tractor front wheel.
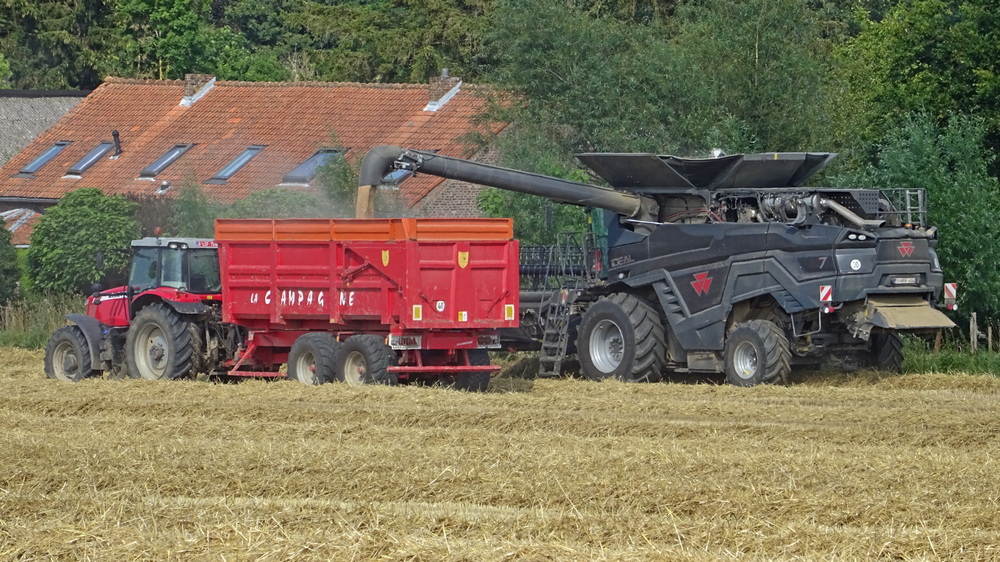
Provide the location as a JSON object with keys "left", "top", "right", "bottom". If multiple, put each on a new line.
{"left": 126, "top": 303, "right": 195, "bottom": 380}
{"left": 44, "top": 326, "right": 98, "bottom": 382}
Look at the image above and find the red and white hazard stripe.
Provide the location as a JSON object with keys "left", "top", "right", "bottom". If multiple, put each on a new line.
{"left": 819, "top": 285, "right": 833, "bottom": 303}
{"left": 944, "top": 283, "right": 957, "bottom": 300}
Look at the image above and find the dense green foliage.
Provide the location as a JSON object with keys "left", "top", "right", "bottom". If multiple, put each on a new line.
{"left": 0, "top": 225, "right": 18, "bottom": 304}
{"left": 834, "top": 113, "right": 1000, "bottom": 318}
{"left": 26, "top": 188, "right": 139, "bottom": 294}
{"left": 836, "top": 0, "right": 1000, "bottom": 167}
{"left": 3, "top": 0, "right": 1000, "bottom": 321}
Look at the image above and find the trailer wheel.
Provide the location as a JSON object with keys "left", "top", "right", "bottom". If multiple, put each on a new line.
{"left": 335, "top": 335, "right": 398, "bottom": 386}
{"left": 868, "top": 332, "right": 903, "bottom": 373}
{"left": 577, "top": 293, "right": 665, "bottom": 383}
{"left": 454, "top": 350, "right": 491, "bottom": 392}
{"left": 126, "top": 303, "right": 195, "bottom": 380}
{"left": 44, "top": 326, "right": 98, "bottom": 382}
{"left": 724, "top": 320, "right": 790, "bottom": 386}
{"left": 288, "top": 333, "right": 339, "bottom": 385}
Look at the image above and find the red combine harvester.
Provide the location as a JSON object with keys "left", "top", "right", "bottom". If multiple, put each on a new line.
{"left": 43, "top": 218, "right": 519, "bottom": 392}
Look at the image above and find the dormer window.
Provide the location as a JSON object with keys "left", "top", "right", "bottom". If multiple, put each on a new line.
{"left": 281, "top": 149, "right": 344, "bottom": 184}
{"left": 206, "top": 145, "right": 265, "bottom": 184}
{"left": 66, "top": 142, "right": 114, "bottom": 176}
{"left": 139, "top": 143, "right": 193, "bottom": 178}
{"left": 15, "top": 141, "right": 71, "bottom": 178}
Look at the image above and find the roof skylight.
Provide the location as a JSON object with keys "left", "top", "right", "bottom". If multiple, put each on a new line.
{"left": 139, "top": 143, "right": 193, "bottom": 178}
{"left": 281, "top": 149, "right": 343, "bottom": 184}
{"left": 66, "top": 141, "right": 114, "bottom": 176}
{"left": 15, "top": 141, "right": 71, "bottom": 177}
{"left": 206, "top": 145, "right": 265, "bottom": 184}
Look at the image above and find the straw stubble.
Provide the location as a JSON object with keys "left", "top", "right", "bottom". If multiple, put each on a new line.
{"left": 1, "top": 347, "right": 998, "bottom": 560}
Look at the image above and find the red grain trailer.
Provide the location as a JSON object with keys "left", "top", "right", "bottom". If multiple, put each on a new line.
{"left": 216, "top": 218, "right": 520, "bottom": 390}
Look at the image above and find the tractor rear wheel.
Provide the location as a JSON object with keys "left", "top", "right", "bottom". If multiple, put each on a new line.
{"left": 288, "top": 333, "right": 340, "bottom": 385}
{"left": 724, "top": 320, "right": 791, "bottom": 386}
{"left": 576, "top": 293, "right": 665, "bottom": 383}
{"left": 126, "top": 303, "right": 195, "bottom": 380}
{"left": 868, "top": 332, "right": 903, "bottom": 373}
{"left": 454, "top": 349, "right": 491, "bottom": 392}
{"left": 334, "top": 335, "right": 398, "bottom": 386}
{"left": 44, "top": 326, "right": 98, "bottom": 382}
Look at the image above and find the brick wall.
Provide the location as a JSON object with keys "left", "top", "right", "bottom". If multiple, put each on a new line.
{"left": 418, "top": 144, "right": 502, "bottom": 217}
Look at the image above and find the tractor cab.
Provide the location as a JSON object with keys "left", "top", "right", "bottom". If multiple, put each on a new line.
{"left": 128, "top": 237, "right": 221, "bottom": 295}
{"left": 87, "top": 237, "right": 221, "bottom": 327}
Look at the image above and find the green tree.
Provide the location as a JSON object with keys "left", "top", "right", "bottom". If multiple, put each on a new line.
{"left": 292, "top": 0, "right": 489, "bottom": 83}
{"left": 0, "top": 53, "right": 11, "bottom": 87}
{"left": 108, "top": 0, "right": 241, "bottom": 79}
{"left": 834, "top": 113, "right": 1000, "bottom": 318}
{"left": 667, "top": 0, "right": 833, "bottom": 152}
{"left": 0, "top": 0, "right": 118, "bottom": 89}
{"left": 26, "top": 188, "right": 139, "bottom": 294}
{"left": 0, "top": 225, "right": 19, "bottom": 304}
{"left": 169, "top": 183, "right": 219, "bottom": 237}
{"left": 835, "top": 0, "right": 1000, "bottom": 166}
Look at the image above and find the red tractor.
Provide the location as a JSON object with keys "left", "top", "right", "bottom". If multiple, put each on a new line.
{"left": 44, "top": 235, "right": 229, "bottom": 382}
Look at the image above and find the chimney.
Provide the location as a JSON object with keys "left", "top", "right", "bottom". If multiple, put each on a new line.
{"left": 180, "top": 74, "right": 216, "bottom": 106}
{"left": 424, "top": 69, "right": 462, "bottom": 112}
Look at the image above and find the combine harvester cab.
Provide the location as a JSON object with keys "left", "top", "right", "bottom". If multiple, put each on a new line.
{"left": 358, "top": 146, "right": 957, "bottom": 386}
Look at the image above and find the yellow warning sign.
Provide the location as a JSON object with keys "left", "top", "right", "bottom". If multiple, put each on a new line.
{"left": 382, "top": 249, "right": 390, "bottom": 267}
{"left": 458, "top": 251, "right": 469, "bottom": 269}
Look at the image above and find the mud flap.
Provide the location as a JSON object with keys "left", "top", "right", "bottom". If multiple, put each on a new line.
{"left": 843, "top": 296, "right": 955, "bottom": 340}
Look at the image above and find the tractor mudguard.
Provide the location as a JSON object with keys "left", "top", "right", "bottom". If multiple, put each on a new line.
{"left": 64, "top": 313, "right": 107, "bottom": 371}
{"left": 164, "top": 301, "right": 213, "bottom": 317}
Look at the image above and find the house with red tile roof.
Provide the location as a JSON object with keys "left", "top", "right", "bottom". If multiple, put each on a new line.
{"left": 0, "top": 73, "right": 507, "bottom": 245}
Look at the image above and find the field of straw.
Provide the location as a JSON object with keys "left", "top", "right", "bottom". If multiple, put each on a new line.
{"left": 2, "top": 346, "right": 1000, "bottom": 560}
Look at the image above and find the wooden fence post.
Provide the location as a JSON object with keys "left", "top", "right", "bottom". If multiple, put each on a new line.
{"left": 970, "top": 312, "right": 978, "bottom": 354}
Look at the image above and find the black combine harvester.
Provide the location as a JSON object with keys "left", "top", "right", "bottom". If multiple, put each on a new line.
{"left": 359, "top": 147, "right": 956, "bottom": 385}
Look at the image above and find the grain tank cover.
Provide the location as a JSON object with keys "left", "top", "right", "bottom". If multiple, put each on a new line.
{"left": 576, "top": 152, "right": 837, "bottom": 192}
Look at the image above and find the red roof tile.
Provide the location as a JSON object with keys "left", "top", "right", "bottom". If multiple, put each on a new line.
{"left": 0, "top": 77, "right": 506, "bottom": 208}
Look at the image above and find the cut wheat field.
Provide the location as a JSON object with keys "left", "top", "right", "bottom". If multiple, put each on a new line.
{"left": 2, "top": 347, "right": 1000, "bottom": 560}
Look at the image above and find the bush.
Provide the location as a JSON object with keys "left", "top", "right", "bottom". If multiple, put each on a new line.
{"left": 26, "top": 188, "right": 139, "bottom": 294}
{"left": 0, "top": 224, "right": 18, "bottom": 304}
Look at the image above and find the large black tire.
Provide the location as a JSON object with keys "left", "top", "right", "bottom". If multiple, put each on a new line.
{"left": 334, "top": 335, "right": 398, "bottom": 386}
{"left": 454, "top": 349, "right": 491, "bottom": 392}
{"left": 288, "top": 333, "right": 340, "bottom": 385}
{"left": 868, "top": 332, "right": 903, "bottom": 373}
{"left": 125, "top": 303, "right": 195, "bottom": 380}
{"left": 724, "top": 319, "right": 791, "bottom": 386}
{"left": 44, "top": 326, "right": 98, "bottom": 382}
{"left": 576, "top": 293, "right": 665, "bottom": 383}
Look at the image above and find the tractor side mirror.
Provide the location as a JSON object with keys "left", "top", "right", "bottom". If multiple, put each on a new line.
{"left": 95, "top": 251, "right": 105, "bottom": 270}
